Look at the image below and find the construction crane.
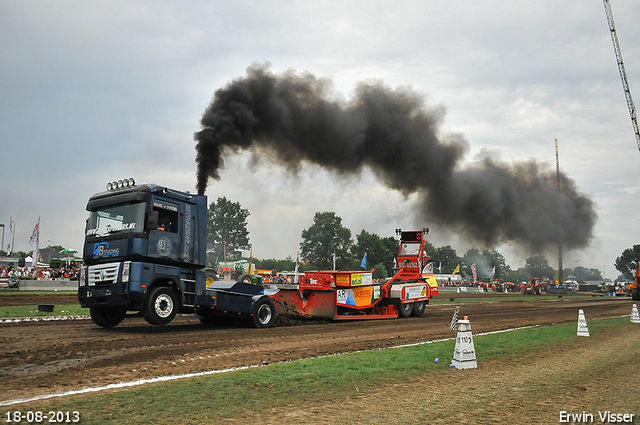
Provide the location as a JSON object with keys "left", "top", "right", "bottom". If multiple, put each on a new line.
{"left": 603, "top": 0, "right": 640, "bottom": 153}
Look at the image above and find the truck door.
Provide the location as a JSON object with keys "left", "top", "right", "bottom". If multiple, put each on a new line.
{"left": 148, "top": 199, "right": 180, "bottom": 262}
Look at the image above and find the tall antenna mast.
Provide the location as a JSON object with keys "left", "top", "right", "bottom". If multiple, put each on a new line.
{"left": 603, "top": 0, "right": 640, "bottom": 153}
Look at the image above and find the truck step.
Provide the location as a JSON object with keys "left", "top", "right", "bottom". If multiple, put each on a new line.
{"left": 181, "top": 278, "right": 196, "bottom": 307}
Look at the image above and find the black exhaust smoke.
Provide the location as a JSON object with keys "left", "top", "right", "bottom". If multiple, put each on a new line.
{"left": 194, "top": 63, "right": 596, "bottom": 251}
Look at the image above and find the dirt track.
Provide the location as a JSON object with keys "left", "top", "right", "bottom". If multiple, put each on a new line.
{"left": 0, "top": 293, "right": 634, "bottom": 405}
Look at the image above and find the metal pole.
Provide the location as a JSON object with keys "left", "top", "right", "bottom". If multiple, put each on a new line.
{"left": 555, "top": 139, "right": 563, "bottom": 286}
{"left": 0, "top": 224, "right": 4, "bottom": 254}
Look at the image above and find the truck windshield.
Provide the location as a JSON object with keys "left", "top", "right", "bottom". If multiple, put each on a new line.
{"left": 399, "top": 242, "right": 421, "bottom": 256}
{"left": 86, "top": 202, "right": 146, "bottom": 238}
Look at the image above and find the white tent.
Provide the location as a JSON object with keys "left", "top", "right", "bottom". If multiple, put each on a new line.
{"left": 24, "top": 256, "right": 49, "bottom": 268}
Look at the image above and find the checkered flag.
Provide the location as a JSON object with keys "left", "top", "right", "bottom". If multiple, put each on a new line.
{"left": 450, "top": 306, "right": 460, "bottom": 331}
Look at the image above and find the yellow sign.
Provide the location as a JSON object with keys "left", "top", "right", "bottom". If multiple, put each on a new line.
{"left": 336, "top": 274, "right": 350, "bottom": 285}
{"left": 424, "top": 275, "right": 438, "bottom": 288}
{"left": 352, "top": 286, "right": 373, "bottom": 306}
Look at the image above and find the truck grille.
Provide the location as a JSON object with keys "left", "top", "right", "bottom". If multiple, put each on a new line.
{"left": 88, "top": 263, "right": 120, "bottom": 286}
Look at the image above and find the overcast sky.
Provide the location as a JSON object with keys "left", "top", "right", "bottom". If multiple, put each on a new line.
{"left": 1, "top": 0, "right": 639, "bottom": 278}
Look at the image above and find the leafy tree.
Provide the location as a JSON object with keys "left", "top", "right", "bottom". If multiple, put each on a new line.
{"left": 422, "top": 240, "right": 437, "bottom": 259}
{"left": 524, "top": 255, "right": 555, "bottom": 280}
{"left": 614, "top": 245, "right": 640, "bottom": 280}
{"left": 503, "top": 267, "right": 532, "bottom": 283}
{"left": 461, "top": 249, "right": 488, "bottom": 279}
{"left": 351, "top": 230, "right": 398, "bottom": 276}
{"left": 207, "top": 197, "right": 250, "bottom": 262}
{"left": 372, "top": 262, "right": 388, "bottom": 279}
{"left": 430, "top": 245, "right": 461, "bottom": 275}
{"left": 483, "top": 249, "right": 509, "bottom": 280}
{"left": 253, "top": 257, "right": 313, "bottom": 273}
{"left": 566, "top": 266, "right": 602, "bottom": 283}
{"left": 461, "top": 248, "right": 508, "bottom": 280}
{"left": 300, "top": 212, "right": 352, "bottom": 270}
{"left": 253, "top": 257, "right": 290, "bottom": 271}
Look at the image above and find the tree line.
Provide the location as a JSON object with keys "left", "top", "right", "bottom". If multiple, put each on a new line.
{"left": 207, "top": 198, "right": 633, "bottom": 283}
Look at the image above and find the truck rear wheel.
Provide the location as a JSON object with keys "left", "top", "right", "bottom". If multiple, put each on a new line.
{"left": 399, "top": 302, "right": 413, "bottom": 317}
{"left": 411, "top": 301, "right": 426, "bottom": 317}
{"left": 144, "top": 287, "right": 178, "bottom": 325}
{"left": 632, "top": 289, "right": 640, "bottom": 301}
{"left": 251, "top": 297, "right": 276, "bottom": 328}
{"left": 90, "top": 307, "right": 126, "bottom": 328}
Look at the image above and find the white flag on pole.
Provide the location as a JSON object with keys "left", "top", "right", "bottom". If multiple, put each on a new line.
{"left": 29, "top": 217, "right": 40, "bottom": 267}
{"left": 7, "top": 217, "right": 14, "bottom": 255}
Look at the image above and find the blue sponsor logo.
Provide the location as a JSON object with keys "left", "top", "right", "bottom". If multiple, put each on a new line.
{"left": 93, "top": 242, "right": 120, "bottom": 257}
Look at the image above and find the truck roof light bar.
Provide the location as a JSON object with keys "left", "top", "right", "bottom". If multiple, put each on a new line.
{"left": 106, "top": 178, "right": 136, "bottom": 191}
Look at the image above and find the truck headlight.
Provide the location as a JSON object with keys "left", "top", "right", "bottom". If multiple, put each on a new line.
{"left": 122, "top": 261, "right": 131, "bottom": 283}
{"left": 79, "top": 266, "right": 86, "bottom": 286}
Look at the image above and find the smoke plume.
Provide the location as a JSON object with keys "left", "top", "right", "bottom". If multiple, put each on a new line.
{"left": 195, "top": 63, "right": 596, "bottom": 251}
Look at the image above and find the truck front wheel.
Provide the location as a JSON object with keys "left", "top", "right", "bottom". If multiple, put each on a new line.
{"left": 90, "top": 307, "right": 126, "bottom": 328}
{"left": 632, "top": 288, "right": 640, "bottom": 301}
{"left": 251, "top": 297, "right": 276, "bottom": 328}
{"left": 144, "top": 287, "right": 178, "bottom": 325}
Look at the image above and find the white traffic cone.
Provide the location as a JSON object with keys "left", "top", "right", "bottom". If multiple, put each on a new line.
{"left": 631, "top": 304, "right": 640, "bottom": 324}
{"left": 457, "top": 287, "right": 460, "bottom": 294}
{"left": 451, "top": 316, "right": 477, "bottom": 369}
{"left": 577, "top": 309, "right": 590, "bottom": 337}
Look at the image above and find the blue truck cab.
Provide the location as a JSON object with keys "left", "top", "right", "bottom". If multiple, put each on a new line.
{"left": 78, "top": 180, "right": 277, "bottom": 329}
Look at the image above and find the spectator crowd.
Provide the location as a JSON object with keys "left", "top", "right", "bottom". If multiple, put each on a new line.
{"left": 0, "top": 265, "right": 80, "bottom": 280}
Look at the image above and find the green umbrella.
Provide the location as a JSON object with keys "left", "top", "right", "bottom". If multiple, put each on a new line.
{"left": 59, "top": 248, "right": 78, "bottom": 266}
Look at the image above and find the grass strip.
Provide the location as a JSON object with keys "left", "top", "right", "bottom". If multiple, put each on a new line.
{"left": 0, "top": 304, "right": 88, "bottom": 317}
{"left": 11, "top": 316, "right": 632, "bottom": 424}
{"left": 430, "top": 293, "right": 599, "bottom": 303}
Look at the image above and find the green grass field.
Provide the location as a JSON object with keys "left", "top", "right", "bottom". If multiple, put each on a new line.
{"left": 0, "top": 290, "right": 77, "bottom": 296}
{"left": 6, "top": 316, "right": 632, "bottom": 424}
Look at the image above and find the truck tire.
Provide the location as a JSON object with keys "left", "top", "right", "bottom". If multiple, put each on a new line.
{"left": 411, "top": 301, "right": 426, "bottom": 317}
{"left": 251, "top": 297, "right": 276, "bottom": 328}
{"left": 144, "top": 287, "right": 178, "bottom": 325}
{"left": 90, "top": 307, "right": 126, "bottom": 328}
{"left": 632, "top": 289, "right": 640, "bottom": 301}
{"left": 205, "top": 270, "right": 218, "bottom": 288}
{"left": 399, "top": 302, "right": 413, "bottom": 317}
{"left": 238, "top": 274, "right": 253, "bottom": 284}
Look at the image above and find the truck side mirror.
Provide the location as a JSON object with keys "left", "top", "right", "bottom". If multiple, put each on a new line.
{"left": 148, "top": 211, "right": 159, "bottom": 230}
